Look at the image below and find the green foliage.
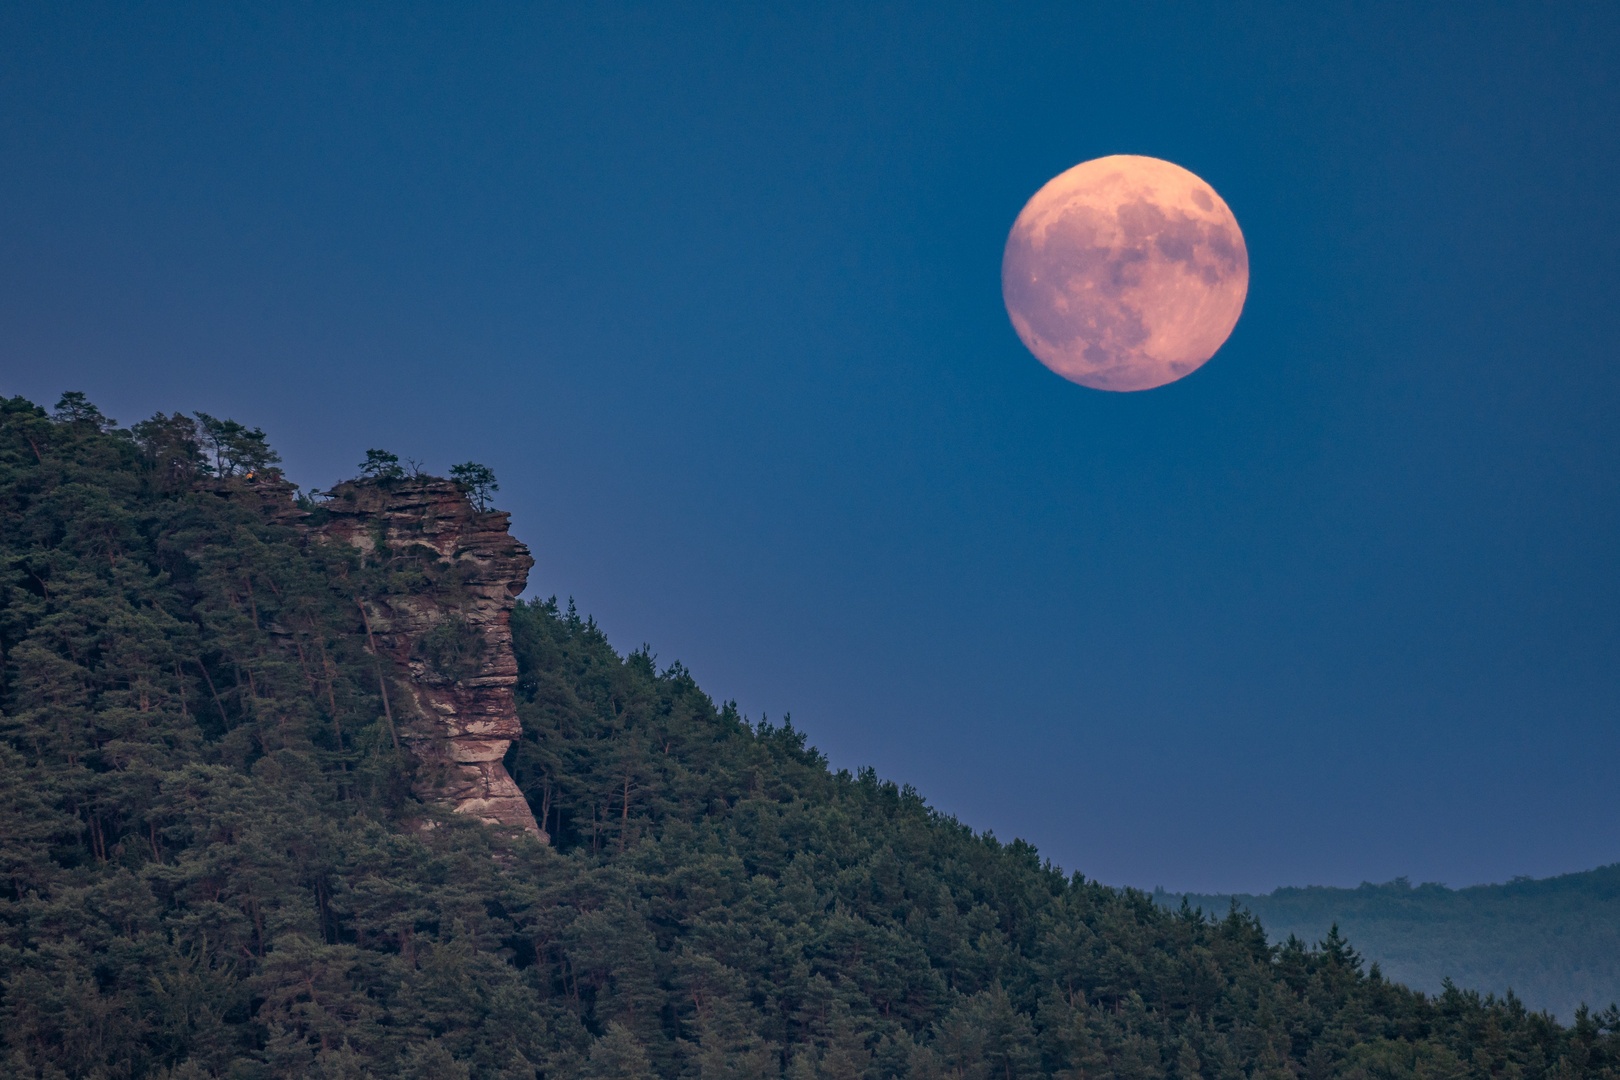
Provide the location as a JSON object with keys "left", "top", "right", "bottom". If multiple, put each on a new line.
{"left": 131, "top": 412, "right": 212, "bottom": 488}
{"left": 196, "top": 412, "right": 282, "bottom": 477}
{"left": 450, "top": 462, "right": 497, "bottom": 512}
{"left": 1, "top": 393, "right": 1617, "bottom": 1079}
{"left": 52, "top": 391, "right": 117, "bottom": 431}
{"left": 361, "top": 449, "right": 406, "bottom": 480}
{"left": 415, "top": 616, "right": 489, "bottom": 684}
{"left": 1160, "top": 870, "right": 1620, "bottom": 1021}
{"left": 0, "top": 396, "right": 558, "bottom": 1078}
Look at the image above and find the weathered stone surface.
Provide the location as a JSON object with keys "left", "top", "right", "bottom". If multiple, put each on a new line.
{"left": 311, "top": 477, "right": 545, "bottom": 840}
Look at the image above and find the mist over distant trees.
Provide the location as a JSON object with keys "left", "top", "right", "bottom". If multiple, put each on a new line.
{"left": 1159, "top": 869, "right": 1620, "bottom": 1022}
{"left": 2, "top": 393, "right": 1617, "bottom": 1078}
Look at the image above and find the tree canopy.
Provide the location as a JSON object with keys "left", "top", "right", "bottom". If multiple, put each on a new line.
{"left": 449, "top": 462, "right": 497, "bottom": 512}
{"left": 1160, "top": 869, "right": 1620, "bottom": 1022}
{"left": 0, "top": 394, "right": 1616, "bottom": 1079}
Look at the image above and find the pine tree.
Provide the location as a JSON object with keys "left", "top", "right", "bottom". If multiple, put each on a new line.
{"left": 583, "top": 1024, "right": 658, "bottom": 1080}
{"left": 1, "top": 393, "right": 1614, "bottom": 1080}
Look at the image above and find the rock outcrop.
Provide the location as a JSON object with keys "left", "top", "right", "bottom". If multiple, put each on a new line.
{"left": 311, "top": 477, "right": 545, "bottom": 840}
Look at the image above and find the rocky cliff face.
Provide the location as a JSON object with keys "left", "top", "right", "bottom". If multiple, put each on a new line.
{"left": 312, "top": 477, "right": 545, "bottom": 840}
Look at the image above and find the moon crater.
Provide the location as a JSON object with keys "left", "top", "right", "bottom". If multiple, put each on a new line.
{"left": 1002, "top": 155, "right": 1248, "bottom": 392}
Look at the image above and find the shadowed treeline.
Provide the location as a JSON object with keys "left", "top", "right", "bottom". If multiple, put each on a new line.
{"left": 3, "top": 394, "right": 1619, "bottom": 1077}
{"left": 1157, "top": 867, "right": 1620, "bottom": 1022}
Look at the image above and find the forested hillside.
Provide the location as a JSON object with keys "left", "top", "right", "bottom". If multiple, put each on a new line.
{"left": 3, "top": 393, "right": 1619, "bottom": 1079}
{"left": 1157, "top": 868, "right": 1620, "bottom": 1022}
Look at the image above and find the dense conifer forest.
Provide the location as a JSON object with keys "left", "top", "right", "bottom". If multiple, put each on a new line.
{"left": 2, "top": 393, "right": 1618, "bottom": 1079}
{"left": 1159, "top": 869, "right": 1620, "bottom": 1022}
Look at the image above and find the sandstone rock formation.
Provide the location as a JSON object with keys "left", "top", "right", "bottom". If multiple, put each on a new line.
{"left": 311, "top": 477, "right": 545, "bottom": 840}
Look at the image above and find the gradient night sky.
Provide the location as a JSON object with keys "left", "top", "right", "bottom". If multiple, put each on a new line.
{"left": 3, "top": 3, "right": 1617, "bottom": 893}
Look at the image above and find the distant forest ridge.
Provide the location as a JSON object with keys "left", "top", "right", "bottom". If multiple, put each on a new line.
{"left": 7, "top": 391, "right": 1620, "bottom": 1078}
{"left": 1157, "top": 864, "right": 1620, "bottom": 1022}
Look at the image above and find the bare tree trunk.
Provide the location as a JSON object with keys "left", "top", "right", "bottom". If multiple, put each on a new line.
{"left": 356, "top": 599, "right": 400, "bottom": 750}
{"left": 620, "top": 768, "right": 631, "bottom": 852}
{"left": 194, "top": 658, "right": 229, "bottom": 725}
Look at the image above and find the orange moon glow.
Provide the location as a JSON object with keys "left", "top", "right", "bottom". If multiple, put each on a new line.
{"left": 1002, "top": 155, "right": 1248, "bottom": 392}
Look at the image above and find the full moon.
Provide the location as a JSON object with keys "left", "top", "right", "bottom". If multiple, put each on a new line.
{"left": 1002, "top": 155, "right": 1248, "bottom": 392}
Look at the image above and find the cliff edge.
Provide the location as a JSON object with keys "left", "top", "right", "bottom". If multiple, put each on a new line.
{"left": 313, "top": 477, "right": 545, "bottom": 840}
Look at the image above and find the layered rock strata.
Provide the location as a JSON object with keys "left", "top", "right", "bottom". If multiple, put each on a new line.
{"left": 312, "top": 478, "right": 545, "bottom": 840}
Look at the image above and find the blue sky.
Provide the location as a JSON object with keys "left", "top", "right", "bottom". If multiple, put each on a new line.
{"left": 2, "top": 2, "right": 1617, "bottom": 892}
